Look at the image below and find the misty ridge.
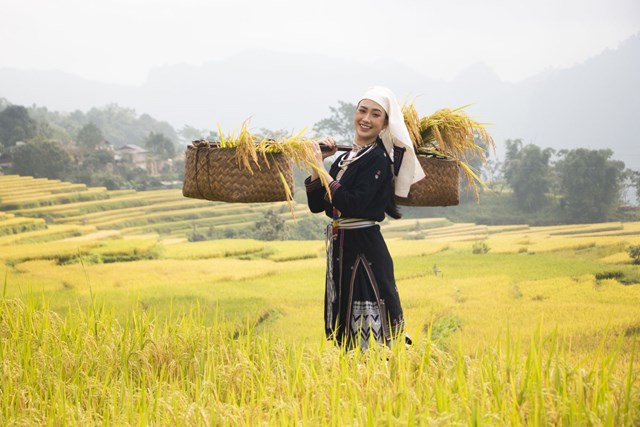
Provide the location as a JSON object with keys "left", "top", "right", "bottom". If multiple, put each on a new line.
{"left": 0, "top": 32, "right": 638, "bottom": 169}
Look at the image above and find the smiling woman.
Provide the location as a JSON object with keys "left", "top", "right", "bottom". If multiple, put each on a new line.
{"left": 353, "top": 99, "right": 387, "bottom": 143}
{"left": 305, "top": 86, "right": 425, "bottom": 350}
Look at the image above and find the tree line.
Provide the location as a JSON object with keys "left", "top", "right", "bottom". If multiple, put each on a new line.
{"left": 0, "top": 100, "right": 189, "bottom": 190}
{"left": 1, "top": 98, "right": 638, "bottom": 226}
{"left": 305, "top": 101, "right": 640, "bottom": 225}
{"left": 501, "top": 139, "right": 638, "bottom": 223}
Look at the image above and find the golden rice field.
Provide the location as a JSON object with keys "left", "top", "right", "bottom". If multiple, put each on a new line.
{"left": 1, "top": 174, "right": 640, "bottom": 425}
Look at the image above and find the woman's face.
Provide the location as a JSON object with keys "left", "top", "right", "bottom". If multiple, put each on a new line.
{"left": 354, "top": 99, "right": 388, "bottom": 143}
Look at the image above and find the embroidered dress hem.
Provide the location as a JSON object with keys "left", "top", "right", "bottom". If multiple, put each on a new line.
{"left": 324, "top": 222, "right": 405, "bottom": 350}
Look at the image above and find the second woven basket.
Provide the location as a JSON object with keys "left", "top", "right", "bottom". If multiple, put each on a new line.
{"left": 182, "top": 141, "right": 293, "bottom": 203}
{"left": 395, "top": 155, "right": 459, "bottom": 207}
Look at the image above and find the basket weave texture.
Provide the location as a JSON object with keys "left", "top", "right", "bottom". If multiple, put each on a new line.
{"left": 182, "top": 141, "right": 293, "bottom": 203}
{"left": 396, "top": 155, "right": 459, "bottom": 207}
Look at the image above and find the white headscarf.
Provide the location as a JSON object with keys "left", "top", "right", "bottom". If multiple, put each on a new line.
{"left": 359, "top": 86, "right": 426, "bottom": 198}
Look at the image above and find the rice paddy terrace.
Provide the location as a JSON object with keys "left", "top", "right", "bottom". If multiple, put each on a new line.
{"left": 2, "top": 173, "right": 640, "bottom": 265}
{"left": 2, "top": 174, "right": 640, "bottom": 425}
{"left": 0, "top": 174, "right": 308, "bottom": 240}
{"left": 2, "top": 173, "right": 640, "bottom": 317}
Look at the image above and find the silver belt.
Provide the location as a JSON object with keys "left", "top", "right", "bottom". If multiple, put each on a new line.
{"left": 335, "top": 218, "right": 376, "bottom": 229}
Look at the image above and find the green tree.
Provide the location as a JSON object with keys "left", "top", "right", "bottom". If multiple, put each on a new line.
{"left": 628, "top": 245, "right": 640, "bottom": 265}
{"left": 85, "top": 104, "right": 179, "bottom": 148}
{"left": 71, "top": 150, "right": 116, "bottom": 185}
{"left": 76, "top": 123, "right": 105, "bottom": 149}
{"left": 10, "top": 139, "right": 72, "bottom": 179}
{"left": 144, "top": 131, "right": 176, "bottom": 159}
{"left": 555, "top": 148, "right": 625, "bottom": 223}
{"left": 0, "top": 105, "right": 38, "bottom": 148}
{"left": 482, "top": 157, "right": 504, "bottom": 190}
{"left": 634, "top": 171, "right": 640, "bottom": 205}
{"left": 458, "top": 134, "right": 495, "bottom": 202}
{"left": 27, "top": 105, "right": 74, "bottom": 144}
{"left": 502, "top": 139, "right": 553, "bottom": 211}
{"left": 89, "top": 170, "right": 126, "bottom": 190}
{"left": 287, "top": 215, "right": 326, "bottom": 240}
{"left": 115, "top": 165, "right": 162, "bottom": 191}
{"left": 313, "top": 101, "right": 356, "bottom": 144}
{"left": 253, "top": 209, "right": 287, "bottom": 241}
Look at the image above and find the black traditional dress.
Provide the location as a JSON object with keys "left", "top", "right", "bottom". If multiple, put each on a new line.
{"left": 305, "top": 138, "right": 406, "bottom": 349}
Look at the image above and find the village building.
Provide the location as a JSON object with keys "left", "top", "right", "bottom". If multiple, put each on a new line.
{"left": 115, "top": 144, "right": 150, "bottom": 171}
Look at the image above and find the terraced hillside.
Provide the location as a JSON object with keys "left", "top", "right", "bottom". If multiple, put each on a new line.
{"left": 3, "top": 175, "right": 640, "bottom": 425}
{"left": 3, "top": 173, "right": 640, "bottom": 248}
{"left": 0, "top": 174, "right": 310, "bottom": 240}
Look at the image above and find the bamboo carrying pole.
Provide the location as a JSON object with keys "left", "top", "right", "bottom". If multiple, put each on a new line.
{"left": 319, "top": 143, "right": 351, "bottom": 152}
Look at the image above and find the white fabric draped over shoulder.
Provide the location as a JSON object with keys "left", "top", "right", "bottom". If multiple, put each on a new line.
{"left": 359, "top": 86, "right": 425, "bottom": 197}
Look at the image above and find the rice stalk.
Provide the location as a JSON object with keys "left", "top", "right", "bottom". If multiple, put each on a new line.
{"left": 221, "top": 120, "right": 259, "bottom": 174}
{"left": 2, "top": 268, "right": 7, "bottom": 301}
{"left": 212, "top": 121, "right": 333, "bottom": 210}
{"left": 402, "top": 103, "right": 495, "bottom": 200}
{"left": 457, "top": 161, "right": 484, "bottom": 201}
{"left": 276, "top": 165, "right": 294, "bottom": 216}
{"left": 257, "top": 131, "right": 333, "bottom": 202}
{"left": 216, "top": 124, "right": 229, "bottom": 148}
{"left": 419, "top": 106, "right": 494, "bottom": 161}
{"left": 402, "top": 102, "right": 422, "bottom": 148}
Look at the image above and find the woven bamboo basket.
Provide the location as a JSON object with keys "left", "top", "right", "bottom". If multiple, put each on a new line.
{"left": 396, "top": 155, "right": 459, "bottom": 207}
{"left": 182, "top": 140, "right": 294, "bottom": 203}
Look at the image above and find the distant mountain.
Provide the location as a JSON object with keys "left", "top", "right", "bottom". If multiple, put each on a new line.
{"left": 1, "top": 33, "right": 638, "bottom": 168}
{"left": 519, "top": 34, "right": 640, "bottom": 159}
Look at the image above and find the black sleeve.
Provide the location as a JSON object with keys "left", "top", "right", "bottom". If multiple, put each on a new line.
{"left": 304, "top": 176, "right": 327, "bottom": 213}
{"left": 329, "top": 154, "right": 390, "bottom": 217}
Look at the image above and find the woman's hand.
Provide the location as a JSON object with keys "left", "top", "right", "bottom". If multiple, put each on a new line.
{"left": 317, "top": 137, "right": 337, "bottom": 159}
{"left": 310, "top": 138, "right": 336, "bottom": 182}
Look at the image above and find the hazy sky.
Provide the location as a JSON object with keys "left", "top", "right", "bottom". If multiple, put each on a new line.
{"left": 2, "top": 0, "right": 639, "bottom": 85}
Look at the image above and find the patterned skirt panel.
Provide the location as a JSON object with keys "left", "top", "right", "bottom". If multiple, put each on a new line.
{"left": 324, "top": 225, "right": 404, "bottom": 349}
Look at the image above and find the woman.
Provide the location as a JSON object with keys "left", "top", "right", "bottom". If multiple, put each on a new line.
{"left": 305, "top": 86, "right": 425, "bottom": 349}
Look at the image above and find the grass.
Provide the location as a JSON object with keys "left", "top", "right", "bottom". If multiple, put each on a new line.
{"left": 0, "top": 294, "right": 638, "bottom": 425}
{"left": 0, "top": 224, "right": 97, "bottom": 245}
{"left": 161, "top": 239, "right": 267, "bottom": 260}
{"left": 0, "top": 216, "right": 47, "bottom": 236}
{"left": 0, "top": 187, "right": 109, "bottom": 210}
{"left": 2, "top": 175, "right": 640, "bottom": 424}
